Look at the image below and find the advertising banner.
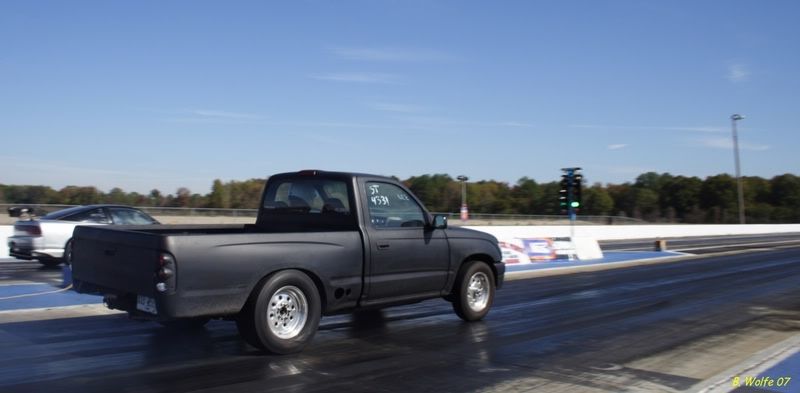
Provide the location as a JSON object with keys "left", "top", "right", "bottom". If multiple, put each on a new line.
{"left": 498, "top": 237, "right": 556, "bottom": 264}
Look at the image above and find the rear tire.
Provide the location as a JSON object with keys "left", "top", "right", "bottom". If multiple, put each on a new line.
{"left": 236, "top": 270, "right": 321, "bottom": 354}
{"left": 452, "top": 261, "right": 496, "bottom": 321}
{"left": 38, "top": 258, "right": 62, "bottom": 268}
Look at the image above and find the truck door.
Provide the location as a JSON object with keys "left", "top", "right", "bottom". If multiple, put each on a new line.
{"left": 361, "top": 181, "right": 450, "bottom": 302}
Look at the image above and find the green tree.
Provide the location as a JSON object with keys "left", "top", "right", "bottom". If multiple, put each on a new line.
{"left": 58, "top": 186, "right": 100, "bottom": 205}
{"left": 661, "top": 176, "right": 702, "bottom": 222}
{"left": 106, "top": 187, "right": 129, "bottom": 205}
{"left": 700, "top": 175, "right": 737, "bottom": 223}
{"left": 148, "top": 189, "right": 164, "bottom": 207}
{"left": 405, "top": 174, "right": 460, "bottom": 213}
{"left": 469, "top": 180, "right": 513, "bottom": 214}
{"left": 633, "top": 188, "right": 660, "bottom": 220}
{"left": 511, "top": 177, "right": 544, "bottom": 214}
{"left": 607, "top": 183, "right": 635, "bottom": 217}
{"left": 229, "top": 179, "right": 265, "bottom": 208}
{"left": 171, "top": 187, "right": 192, "bottom": 207}
{"left": 770, "top": 174, "right": 800, "bottom": 222}
{"left": 209, "top": 179, "right": 231, "bottom": 208}
{"left": 583, "top": 184, "right": 614, "bottom": 215}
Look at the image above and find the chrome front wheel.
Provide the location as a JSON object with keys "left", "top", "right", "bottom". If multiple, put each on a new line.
{"left": 452, "top": 261, "right": 496, "bottom": 321}
{"left": 466, "top": 272, "right": 490, "bottom": 312}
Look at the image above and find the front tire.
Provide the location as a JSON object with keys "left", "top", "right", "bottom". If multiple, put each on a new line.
{"left": 236, "top": 270, "right": 321, "bottom": 354}
{"left": 452, "top": 261, "right": 496, "bottom": 321}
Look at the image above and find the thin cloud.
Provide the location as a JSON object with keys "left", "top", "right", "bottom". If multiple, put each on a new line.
{"left": 159, "top": 108, "right": 267, "bottom": 125}
{"left": 310, "top": 72, "right": 399, "bottom": 84}
{"left": 607, "top": 144, "right": 628, "bottom": 150}
{"left": 570, "top": 124, "right": 727, "bottom": 133}
{"left": 192, "top": 110, "right": 263, "bottom": 120}
{"left": 697, "top": 137, "right": 769, "bottom": 151}
{"left": 496, "top": 121, "right": 535, "bottom": 128}
{"left": 394, "top": 115, "right": 535, "bottom": 129}
{"left": 329, "top": 47, "right": 453, "bottom": 62}
{"left": 727, "top": 64, "right": 750, "bottom": 83}
{"left": 369, "top": 102, "right": 426, "bottom": 113}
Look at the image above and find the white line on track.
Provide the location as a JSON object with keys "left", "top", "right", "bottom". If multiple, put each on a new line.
{"left": 0, "top": 284, "right": 72, "bottom": 300}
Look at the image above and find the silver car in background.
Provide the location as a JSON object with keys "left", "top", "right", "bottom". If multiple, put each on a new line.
{"left": 7, "top": 205, "right": 159, "bottom": 267}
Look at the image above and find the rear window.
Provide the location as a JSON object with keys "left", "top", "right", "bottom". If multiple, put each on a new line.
{"left": 259, "top": 178, "right": 354, "bottom": 230}
{"left": 42, "top": 206, "right": 87, "bottom": 220}
{"left": 263, "top": 179, "right": 351, "bottom": 214}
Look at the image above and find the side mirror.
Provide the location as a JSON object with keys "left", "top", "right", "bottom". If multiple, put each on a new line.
{"left": 431, "top": 214, "right": 448, "bottom": 230}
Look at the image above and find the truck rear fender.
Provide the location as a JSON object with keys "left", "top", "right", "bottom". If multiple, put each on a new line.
{"left": 240, "top": 268, "right": 329, "bottom": 315}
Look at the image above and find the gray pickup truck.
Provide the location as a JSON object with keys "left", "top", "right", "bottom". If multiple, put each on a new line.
{"left": 72, "top": 170, "right": 504, "bottom": 354}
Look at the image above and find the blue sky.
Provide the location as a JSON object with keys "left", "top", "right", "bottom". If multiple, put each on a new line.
{"left": 1, "top": 1, "right": 798, "bottom": 194}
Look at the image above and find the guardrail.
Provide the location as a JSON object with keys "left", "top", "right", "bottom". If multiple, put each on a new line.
{"left": 0, "top": 204, "right": 644, "bottom": 226}
{"left": 439, "top": 213, "right": 646, "bottom": 226}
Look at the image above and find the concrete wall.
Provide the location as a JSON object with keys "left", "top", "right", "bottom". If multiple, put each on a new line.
{"left": 0, "top": 213, "right": 255, "bottom": 226}
{"left": 1, "top": 226, "right": 12, "bottom": 258}
{"left": 467, "top": 224, "right": 800, "bottom": 241}
{"left": 3, "top": 223, "right": 799, "bottom": 259}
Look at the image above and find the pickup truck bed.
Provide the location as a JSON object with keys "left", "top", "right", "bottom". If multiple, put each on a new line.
{"left": 74, "top": 224, "right": 364, "bottom": 318}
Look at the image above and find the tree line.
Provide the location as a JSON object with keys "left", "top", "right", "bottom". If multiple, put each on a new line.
{"left": 1, "top": 172, "right": 799, "bottom": 223}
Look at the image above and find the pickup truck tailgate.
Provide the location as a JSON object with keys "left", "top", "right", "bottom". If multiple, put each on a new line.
{"left": 72, "top": 225, "right": 163, "bottom": 297}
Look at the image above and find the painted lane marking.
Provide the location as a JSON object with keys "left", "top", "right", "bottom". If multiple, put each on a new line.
{"left": 0, "top": 284, "right": 72, "bottom": 300}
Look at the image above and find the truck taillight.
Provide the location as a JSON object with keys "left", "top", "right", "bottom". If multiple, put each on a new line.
{"left": 156, "top": 253, "right": 176, "bottom": 293}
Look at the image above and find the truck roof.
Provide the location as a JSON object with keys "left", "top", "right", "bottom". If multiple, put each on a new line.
{"left": 271, "top": 170, "right": 398, "bottom": 182}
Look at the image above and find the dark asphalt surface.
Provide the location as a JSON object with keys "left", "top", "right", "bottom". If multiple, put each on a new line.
{"left": 1, "top": 242, "right": 799, "bottom": 392}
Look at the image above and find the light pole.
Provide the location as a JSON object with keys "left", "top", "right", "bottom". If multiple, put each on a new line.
{"left": 457, "top": 175, "right": 469, "bottom": 221}
{"left": 731, "top": 114, "right": 745, "bottom": 224}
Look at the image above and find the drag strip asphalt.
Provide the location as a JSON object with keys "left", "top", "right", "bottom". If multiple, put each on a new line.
{"left": 0, "top": 245, "right": 798, "bottom": 393}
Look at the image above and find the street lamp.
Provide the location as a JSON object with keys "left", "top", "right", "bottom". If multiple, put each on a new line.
{"left": 457, "top": 175, "right": 469, "bottom": 221}
{"left": 731, "top": 114, "right": 745, "bottom": 224}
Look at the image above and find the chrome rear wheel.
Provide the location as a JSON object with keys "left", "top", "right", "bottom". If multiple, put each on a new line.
{"left": 268, "top": 285, "right": 309, "bottom": 339}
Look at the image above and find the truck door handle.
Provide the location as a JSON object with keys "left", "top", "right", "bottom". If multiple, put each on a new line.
{"left": 377, "top": 243, "right": 391, "bottom": 250}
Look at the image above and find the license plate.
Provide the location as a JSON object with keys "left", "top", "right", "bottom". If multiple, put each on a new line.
{"left": 136, "top": 295, "right": 158, "bottom": 315}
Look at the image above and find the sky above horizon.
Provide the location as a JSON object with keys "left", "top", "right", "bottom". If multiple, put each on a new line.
{"left": 2, "top": 1, "right": 799, "bottom": 194}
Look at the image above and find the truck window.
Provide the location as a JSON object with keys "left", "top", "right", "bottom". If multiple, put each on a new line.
{"left": 263, "top": 179, "right": 351, "bottom": 215}
{"left": 366, "top": 182, "right": 425, "bottom": 228}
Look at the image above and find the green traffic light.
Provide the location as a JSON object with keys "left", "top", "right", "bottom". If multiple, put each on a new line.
{"left": 570, "top": 201, "right": 580, "bottom": 208}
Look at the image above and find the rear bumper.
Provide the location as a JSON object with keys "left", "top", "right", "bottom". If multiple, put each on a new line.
{"left": 7, "top": 237, "right": 63, "bottom": 260}
{"left": 73, "top": 279, "right": 246, "bottom": 320}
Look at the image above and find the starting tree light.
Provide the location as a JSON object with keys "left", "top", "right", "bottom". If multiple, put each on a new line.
{"left": 559, "top": 167, "right": 583, "bottom": 216}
